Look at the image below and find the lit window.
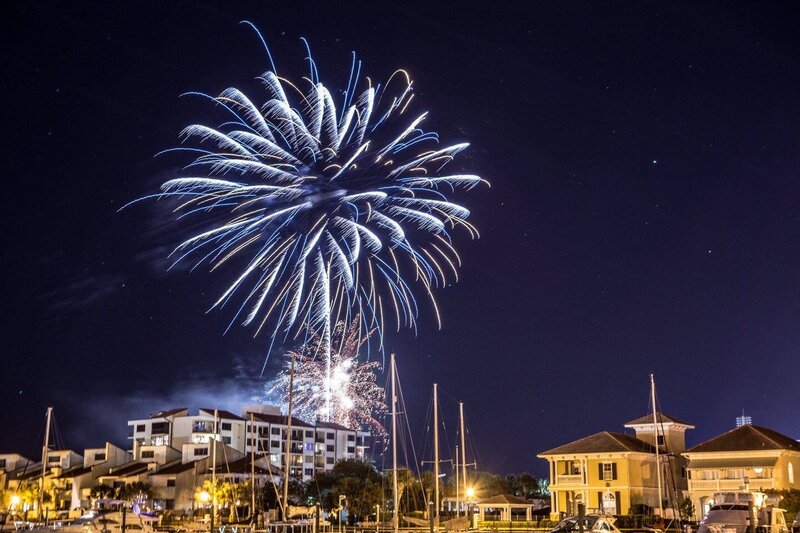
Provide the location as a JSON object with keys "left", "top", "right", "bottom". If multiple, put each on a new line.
{"left": 789, "top": 463, "right": 795, "bottom": 484}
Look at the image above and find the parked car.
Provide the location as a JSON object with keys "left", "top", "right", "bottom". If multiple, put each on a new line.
{"left": 549, "top": 515, "right": 601, "bottom": 533}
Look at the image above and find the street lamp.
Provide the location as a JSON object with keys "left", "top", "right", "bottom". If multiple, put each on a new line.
{"left": 465, "top": 488, "right": 476, "bottom": 530}
{"left": 11, "top": 495, "right": 21, "bottom": 508}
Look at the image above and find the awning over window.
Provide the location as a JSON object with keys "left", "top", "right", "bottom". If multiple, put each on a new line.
{"left": 687, "top": 457, "right": 779, "bottom": 469}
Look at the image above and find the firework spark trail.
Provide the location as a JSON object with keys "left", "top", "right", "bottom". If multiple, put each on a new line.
{"left": 270, "top": 317, "right": 387, "bottom": 435}
{"left": 126, "top": 25, "right": 486, "bottom": 414}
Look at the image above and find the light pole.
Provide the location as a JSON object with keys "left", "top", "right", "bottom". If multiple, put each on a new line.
{"left": 466, "top": 487, "right": 475, "bottom": 531}
{"left": 338, "top": 495, "right": 347, "bottom": 533}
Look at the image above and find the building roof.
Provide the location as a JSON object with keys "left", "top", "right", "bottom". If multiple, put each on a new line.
{"left": 151, "top": 408, "right": 188, "bottom": 419}
{"left": 686, "top": 425, "right": 800, "bottom": 453}
{"left": 539, "top": 431, "right": 656, "bottom": 456}
{"left": 624, "top": 412, "right": 694, "bottom": 428}
{"left": 150, "top": 460, "right": 197, "bottom": 476}
{"left": 11, "top": 466, "right": 49, "bottom": 481}
{"left": 213, "top": 456, "right": 277, "bottom": 476}
{"left": 248, "top": 412, "right": 314, "bottom": 428}
{"left": 687, "top": 456, "right": 780, "bottom": 469}
{"left": 199, "top": 409, "right": 245, "bottom": 421}
{"left": 478, "top": 494, "right": 534, "bottom": 506}
{"left": 106, "top": 462, "right": 149, "bottom": 477}
{"left": 56, "top": 465, "right": 93, "bottom": 479}
{"left": 315, "top": 421, "right": 354, "bottom": 431}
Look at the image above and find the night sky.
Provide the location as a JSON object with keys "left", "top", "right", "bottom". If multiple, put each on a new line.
{"left": 3, "top": 2, "right": 799, "bottom": 477}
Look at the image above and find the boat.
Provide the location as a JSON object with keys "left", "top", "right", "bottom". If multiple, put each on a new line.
{"left": 695, "top": 492, "right": 789, "bottom": 533}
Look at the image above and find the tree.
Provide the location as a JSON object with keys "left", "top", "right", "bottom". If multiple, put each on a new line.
{"left": 119, "top": 482, "right": 153, "bottom": 502}
{"left": 90, "top": 484, "right": 116, "bottom": 500}
{"left": 678, "top": 498, "right": 695, "bottom": 520}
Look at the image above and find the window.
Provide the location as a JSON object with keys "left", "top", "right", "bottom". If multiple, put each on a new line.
{"left": 327, "top": 432, "right": 334, "bottom": 440}
{"left": 166, "top": 479, "right": 176, "bottom": 487}
{"left": 326, "top": 457, "right": 334, "bottom": 464}
{"left": 221, "top": 422, "right": 232, "bottom": 431}
{"left": 789, "top": 463, "right": 795, "bottom": 484}
{"left": 305, "top": 442, "right": 314, "bottom": 452}
{"left": 304, "top": 468, "right": 313, "bottom": 476}
{"left": 141, "top": 450, "right": 155, "bottom": 459}
{"left": 327, "top": 444, "right": 334, "bottom": 452}
{"left": 271, "top": 427, "right": 281, "bottom": 435}
{"left": 657, "top": 435, "right": 665, "bottom": 446}
{"left": 94, "top": 453, "right": 106, "bottom": 461}
{"left": 48, "top": 455, "right": 61, "bottom": 463}
{"left": 151, "top": 422, "right": 169, "bottom": 434}
{"left": 136, "top": 424, "right": 146, "bottom": 432}
{"left": 600, "top": 462, "right": 617, "bottom": 481}
{"left": 271, "top": 440, "right": 280, "bottom": 449}
{"left": 305, "top": 431, "right": 313, "bottom": 438}
{"left": 347, "top": 435, "right": 355, "bottom": 442}
{"left": 347, "top": 446, "right": 355, "bottom": 454}
{"left": 165, "top": 499, "right": 174, "bottom": 510}
{"left": 0, "top": 459, "right": 5, "bottom": 469}
{"left": 194, "top": 447, "right": 209, "bottom": 456}
{"left": 222, "top": 436, "right": 231, "bottom": 445}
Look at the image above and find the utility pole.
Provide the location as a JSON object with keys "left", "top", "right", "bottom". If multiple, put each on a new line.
{"left": 282, "top": 355, "right": 296, "bottom": 521}
{"left": 39, "top": 407, "right": 53, "bottom": 521}
{"left": 391, "top": 354, "right": 399, "bottom": 533}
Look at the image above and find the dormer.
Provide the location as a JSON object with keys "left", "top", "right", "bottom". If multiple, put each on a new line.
{"left": 624, "top": 412, "right": 694, "bottom": 453}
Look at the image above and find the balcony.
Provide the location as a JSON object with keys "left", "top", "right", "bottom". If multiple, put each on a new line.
{"left": 555, "top": 474, "right": 584, "bottom": 485}
{"left": 690, "top": 478, "right": 776, "bottom": 491}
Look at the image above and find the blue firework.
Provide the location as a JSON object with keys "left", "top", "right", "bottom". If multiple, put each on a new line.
{"left": 132, "top": 26, "right": 486, "bottom": 356}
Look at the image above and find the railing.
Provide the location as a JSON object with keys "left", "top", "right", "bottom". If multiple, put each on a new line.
{"left": 690, "top": 478, "right": 776, "bottom": 491}
{"left": 554, "top": 474, "right": 584, "bottom": 485}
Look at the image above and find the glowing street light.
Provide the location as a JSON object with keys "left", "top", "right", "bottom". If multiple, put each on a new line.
{"left": 11, "top": 495, "right": 21, "bottom": 508}
{"left": 198, "top": 491, "right": 211, "bottom": 504}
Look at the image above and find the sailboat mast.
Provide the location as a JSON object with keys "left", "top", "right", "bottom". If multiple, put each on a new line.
{"left": 433, "top": 383, "right": 440, "bottom": 526}
{"left": 250, "top": 412, "right": 256, "bottom": 518}
{"left": 283, "top": 355, "right": 296, "bottom": 520}
{"left": 650, "top": 374, "right": 664, "bottom": 517}
{"left": 212, "top": 409, "right": 218, "bottom": 531}
{"left": 391, "top": 354, "right": 399, "bottom": 533}
{"left": 459, "top": 402, "right": 468, "bottom": 517}
{"left": 455, "top": 445, "right": 460, "bottom": 518}
{"left": 39, "top": 406, "right": 52, "bottom": 520}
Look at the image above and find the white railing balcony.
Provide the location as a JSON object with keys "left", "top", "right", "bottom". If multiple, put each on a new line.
{"left": 690, "top": 478, "right": 776, "bottom": 491}
{"left": 555, "top": 474, "right": 584, "bottom": 485}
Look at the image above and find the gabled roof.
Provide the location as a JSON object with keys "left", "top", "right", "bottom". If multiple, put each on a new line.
{"left": 248, "top": 412, "right": 314, "bottom": 428}
{"left": 624, "top": 412, "right": 694, "bottom": 428}
{"left": 106, "top": 462, "right": 149, "bottom": 477}
{"left": 151, "top": 408, "right": 188, "bottom": 419}
{"left": 539, "top": 431, "right": 656, "bottom": 456}
{"left": 479, "top": 494, "right": 533, "bottom": 506}
{"left": 686, "top": 425, "right": 800, "bottom": 453}
{"left": 199, "top": 409, "right": 245, "bottom": 421}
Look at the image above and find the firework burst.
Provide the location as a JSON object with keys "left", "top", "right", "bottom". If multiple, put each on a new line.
{"left": 127, "top": 24, "right": 486, "bottom": 355}
{"left": 270, "top": 317, "right": 387, "bottom": 434}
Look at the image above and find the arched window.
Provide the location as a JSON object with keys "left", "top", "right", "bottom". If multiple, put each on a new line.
{"left": 789, "top": 462, "right": 794, "bottom": 484}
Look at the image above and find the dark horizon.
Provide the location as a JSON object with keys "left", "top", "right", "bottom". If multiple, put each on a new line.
{"left": 2, "top": 1, "right": 799, "bottom": 477}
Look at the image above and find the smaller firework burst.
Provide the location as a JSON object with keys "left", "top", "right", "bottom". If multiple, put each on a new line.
{"left": 270, "top": 317, "right": 387, "bottom": 435}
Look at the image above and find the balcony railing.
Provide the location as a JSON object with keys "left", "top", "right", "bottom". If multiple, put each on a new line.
{"left": 690, "top": 478, "right": 775, "bottom": 491}
{"left": 555, "top": 474, "right": 584, "bottom": 485}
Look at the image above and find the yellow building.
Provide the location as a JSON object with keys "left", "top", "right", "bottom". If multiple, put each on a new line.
{"left": 684, "top": 424, "right": 800, "bottom": 519}
{"left": 538, "top": 413, "right": 693, "bottom": 519}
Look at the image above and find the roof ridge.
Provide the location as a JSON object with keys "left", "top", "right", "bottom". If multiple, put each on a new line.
{"left": 749, "top": 425, "right": 793, "bottom": 449}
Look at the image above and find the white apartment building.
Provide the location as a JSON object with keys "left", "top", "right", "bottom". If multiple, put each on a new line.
{"left": 127, "top": 405, "right": 371, "bottom": 482}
